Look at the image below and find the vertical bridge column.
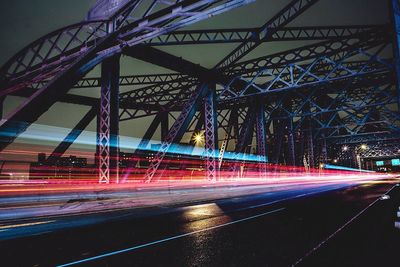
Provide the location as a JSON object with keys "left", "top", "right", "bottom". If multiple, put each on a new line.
{"left": 287, "top": 116, "right": 296, "bottom": 167}
{"left": 255, "top": 101, "right": 268, "bottom": 178}
{"left": 98, "top": 55, "right": 120, "bottom": 184}
{"left": 306, "top": 118, "right": 315, "bottom": 168}
{"left": 319, "top": 134, "right": 328, "bottom": 165}
{"left": 204, "top": 85, "right": 218, "bottom": 182}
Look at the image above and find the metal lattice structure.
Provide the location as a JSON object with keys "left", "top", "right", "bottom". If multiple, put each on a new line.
{"left": 1, "top": 0, "right": 400, "bottom": 182}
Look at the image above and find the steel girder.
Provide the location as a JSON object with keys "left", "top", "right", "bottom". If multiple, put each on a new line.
{"left": 51, "top": 25, "right": 384, "bottom": 94}
{"left": 255, "top": 102, "right": 268, "bottom": 163}
{"left": 336, "top": 141, "right": 400, "bottom": 160}
{"left": 329, "top": 132, "right": 400, "bottom": 145}
{"left": 255, "top": 101, "right": 268, "bottom": 177}
{"left": 287, "top": 113, "right": 296, "bottom": 166}
{"left": 75, "top": 73, "right": 192, "bottom": 88}
{"left": 223, "top": 30, "right": 388, "bottom": 77}
{"left": 138, "top": 113, "right": 167, "bottom": 152}
{"left": 304, "top": 115, "right": 315, "bottom": 168}
{"left": 121, "top": 112, "right": 168, "bottom": 181}
{"left": 0, "top": 0, "right": 253, "bottom": 96}
{"left": 0, "top": 0, "right": 253, "bottom": 152}
{"left": 39, "top": 24, "right": 384, "bottom": 91}
{"left": 46, "top": 105, "right": 97, "bottom": 165}
{"left": 266, "top": 79, "right": 398, "bottom": 137}
{"left": 117, "top": 0, "right": 324, "bottom": 135}
{"left": 358, "top": 142, "right": 400, "bottom": 159}
{"left": 119, "top": 59, "right": 383, "bottom": 113}
{"left": 26, "top": 73, "right": 192, "bottom": 90}
{"left": 119, "top": 30, "right": 387, "bottom": 108}
{"left": 142, "top": 25, "right": 386, "bottom": 46}
{"left": 120, "top": 49, "right": 398, "bottom": 169}
{"left": 62, "top": 25, "right": 385, "bottom": 91}
{"left": 124, "top": 46, "right": 216, "bottom": 82}
{"left": 98, "top": 56, "right": 120, "bottom": 184}
{"left": 129, "top": 1, "right": 399, "bottom": 169}
{"left": 118, "top": 35, "right": 386, "bottom": 119}
{"left": 216, "top": 0, "right": 320, "bottom": 68}
{"left": 218, "top": 47, "right": 392, "bottom": 102}
{"left": 144, "top": 84, "right": 210, "bottom": 182}
{"left": 218, "top": 108, "right": 238, "bottom": 168}
{"left": 204, "top": 87, "right": 219, "bottom": 181}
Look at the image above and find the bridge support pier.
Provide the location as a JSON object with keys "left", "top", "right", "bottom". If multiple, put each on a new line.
{"left": 204, "top": 86, "right": 218, "bottom": 181}
{"left": 97, "top": 56, "right": 120, "bottom": 184}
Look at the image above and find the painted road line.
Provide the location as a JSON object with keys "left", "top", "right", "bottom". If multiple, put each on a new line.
{"left": 57, "top": 207, "right": 285, "bottom": 267}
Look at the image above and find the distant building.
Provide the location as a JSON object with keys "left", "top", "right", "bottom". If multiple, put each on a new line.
{"left": 30, "top": 153, "right": 92, "bottom": 179}
{"left": 29, "top": 147, "right": 211, "bottom": 180}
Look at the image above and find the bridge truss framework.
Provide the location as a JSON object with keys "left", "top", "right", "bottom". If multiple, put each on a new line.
{"left": 1, "top": 0, "right": 400, "bottom": 183}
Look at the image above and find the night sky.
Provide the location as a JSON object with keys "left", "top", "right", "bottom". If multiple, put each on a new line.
{"left": 0, "top": 0, "right": 390, "bottom": 167}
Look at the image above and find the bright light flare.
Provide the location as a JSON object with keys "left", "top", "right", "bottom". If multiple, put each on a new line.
{"left": 192, "top": 132, "right": 205, "bottom": 145}
{"left": 360, "top": 144, "right": 368, "bottom": 150}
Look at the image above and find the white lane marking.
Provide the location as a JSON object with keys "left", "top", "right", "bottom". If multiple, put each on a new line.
{"left": 292, "top": 184, "right": 399, "bottom": 266}
{"left": 57, "top": 208, "right": 285, "bottom": 267}
{"left": 0, "top": 220, "right": 55, "bottom": 230}
{"left": 57, "top": 184, "right": 351, "bottom": 266}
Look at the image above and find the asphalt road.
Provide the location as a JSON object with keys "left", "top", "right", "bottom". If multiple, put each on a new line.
{"left": 1, "top": 178, "right": 399, "bottom": 267}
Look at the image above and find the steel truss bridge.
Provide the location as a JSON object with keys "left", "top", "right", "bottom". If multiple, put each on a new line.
{"left": 1, "top": 0, "right": 400, "bottom": 183}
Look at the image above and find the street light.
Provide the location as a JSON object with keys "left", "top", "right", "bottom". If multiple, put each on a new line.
{"left": 360, "top": 144, "right": 368, "bottom": 150}
{"left": 342, "top": 145, "right": 349, "bottom": 152}
{"left": 193, "top": 131, "right": 205, "bottom": 145}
